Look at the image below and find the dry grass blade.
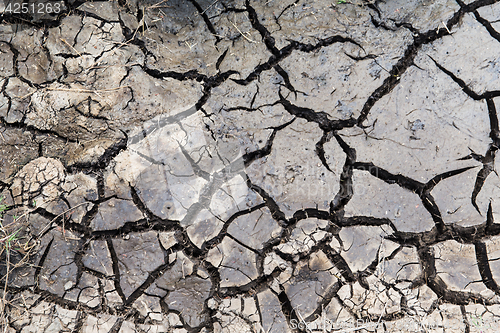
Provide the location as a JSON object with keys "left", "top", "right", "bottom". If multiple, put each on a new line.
{"left": 0, "top": 197, "right": 47, "bottom": 332}
{"left": 229, "top": 20, "right": 257, "bottom": 43}
{"left": 45, "top": 86, "right": 131, "bottom": 93}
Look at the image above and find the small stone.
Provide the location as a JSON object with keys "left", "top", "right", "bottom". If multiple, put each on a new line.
{"left": 329, "top": 238, "right": 342, "bottom": 252}
{"left": 168, "top": 313, "right": 182, "bottom": 326}
{"left": 207, "top": 298, "right": 218, "bottom": 310}
{"left": 197, "top": 268, "right": 209, "bottom": 279}
{"left": 159, "top": 231, "right": 177, "bottom": 250}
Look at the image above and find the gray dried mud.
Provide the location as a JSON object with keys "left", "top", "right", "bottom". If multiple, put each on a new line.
{"left": 1, "top": 0, "right": 500, "bottom": 332}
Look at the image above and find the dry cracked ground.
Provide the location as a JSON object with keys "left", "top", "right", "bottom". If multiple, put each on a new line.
{"left": 1, "top": 0, "right": 500, "bottom": 332}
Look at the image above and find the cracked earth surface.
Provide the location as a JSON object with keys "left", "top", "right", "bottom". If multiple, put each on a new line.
{"left": 1, "top": 0, "right": 500, "bottom": 332}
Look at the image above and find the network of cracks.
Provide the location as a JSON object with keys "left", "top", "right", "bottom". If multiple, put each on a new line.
{"left": 2, "top": 0, "right": 500, "bottom": 332}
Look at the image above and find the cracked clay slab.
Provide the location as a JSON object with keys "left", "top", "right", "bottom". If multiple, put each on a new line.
{"left": 4, "top": 0, "right": 500, "bottom": 332}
